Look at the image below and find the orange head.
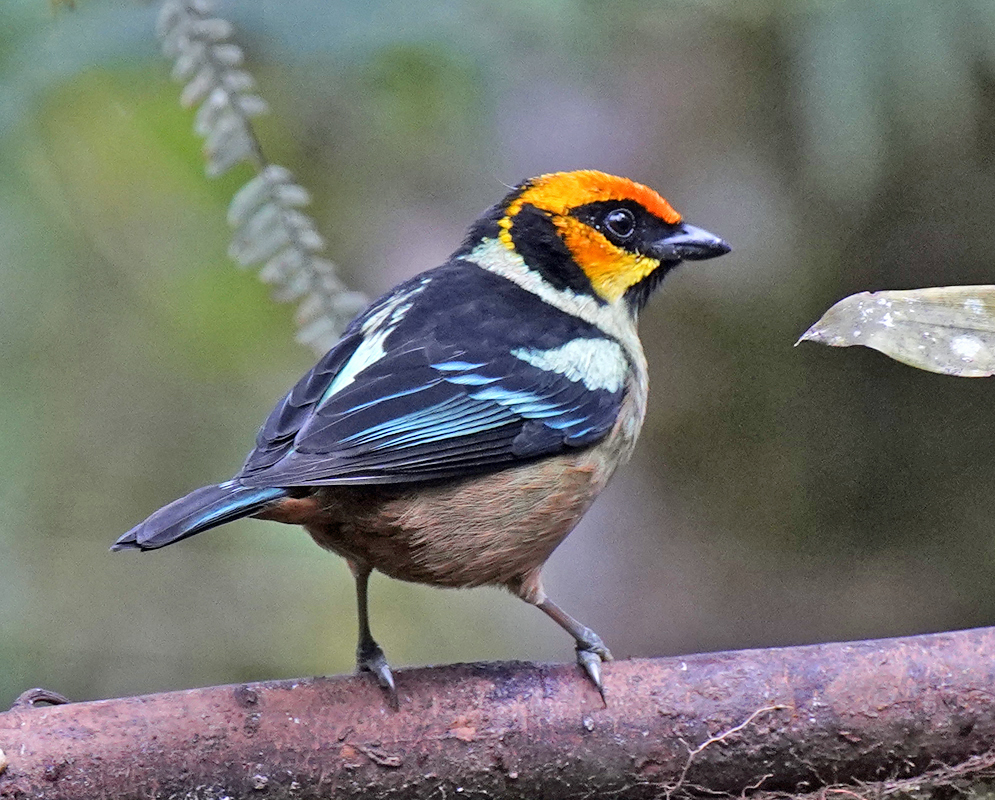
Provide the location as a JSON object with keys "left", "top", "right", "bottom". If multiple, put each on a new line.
{"left": 471, "top": 170, "right": 729, "bottom": 309}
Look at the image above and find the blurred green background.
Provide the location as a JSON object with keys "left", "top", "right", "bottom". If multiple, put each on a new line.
{"left": 2, "top": 0, "right": 995, "bottom": 707}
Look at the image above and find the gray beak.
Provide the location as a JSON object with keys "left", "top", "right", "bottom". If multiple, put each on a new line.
{"left": 650, "top": 223, "right": 731, "bottom": 262}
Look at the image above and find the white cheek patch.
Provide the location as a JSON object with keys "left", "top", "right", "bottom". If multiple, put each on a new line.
{"left": 319, "top": 280, "right": 429, "bottom": 405}
{"left": 512, "top": 338, "right": 627, "bottom": 393}
{"left": 465, "top": 237, "right": 644, "bottom": 372}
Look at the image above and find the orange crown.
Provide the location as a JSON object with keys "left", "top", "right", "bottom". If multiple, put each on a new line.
{"left": 507, "top": 170, "right": 682, "bottom": 225}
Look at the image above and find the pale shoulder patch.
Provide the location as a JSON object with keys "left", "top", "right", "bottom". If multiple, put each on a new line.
{"left": 512, "top": 338, "right": 627, "bottom": 393}
{"left": 319, "top": 278, "right": 430, "bottom": 405}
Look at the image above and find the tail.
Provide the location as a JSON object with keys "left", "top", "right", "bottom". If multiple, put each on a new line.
{"left": 112, "top": 482, "right": 288, "bottom": 551}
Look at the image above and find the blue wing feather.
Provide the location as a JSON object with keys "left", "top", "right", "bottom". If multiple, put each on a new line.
{"left": 237, "top": 263, "right": 628, "bottom": 487}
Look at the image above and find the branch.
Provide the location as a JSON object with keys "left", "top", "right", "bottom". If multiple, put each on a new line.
{"left": 3, "top": 627, "right": 995, "bottom": 799}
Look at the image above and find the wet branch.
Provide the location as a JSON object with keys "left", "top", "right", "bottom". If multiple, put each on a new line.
{"left": 2, "top": 627, "right": 995, "bottom": 799}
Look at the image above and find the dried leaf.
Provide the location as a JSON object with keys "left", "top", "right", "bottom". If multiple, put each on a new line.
{"left": 798, "top": 286, "right": 995, "bottom": 377}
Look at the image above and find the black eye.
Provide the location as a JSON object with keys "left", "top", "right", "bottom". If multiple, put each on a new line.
{"left": 604, "top": 208, "right": 636, "bottom": 239}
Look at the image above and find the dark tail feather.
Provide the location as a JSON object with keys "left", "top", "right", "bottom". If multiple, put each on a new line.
{"left": 112, "top": 482, "right": 288, "bottom": 551}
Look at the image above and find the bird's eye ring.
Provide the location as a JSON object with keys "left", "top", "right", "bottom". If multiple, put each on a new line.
{"left": 604, "top": 208, "right": 636, "bottom": 239}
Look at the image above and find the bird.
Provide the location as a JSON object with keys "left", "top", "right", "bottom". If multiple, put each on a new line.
{"left": 114, "top": 169, "right": 730, "bottom": 707}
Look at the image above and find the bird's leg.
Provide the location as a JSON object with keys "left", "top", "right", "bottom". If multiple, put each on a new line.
{"left": 537, "top": 596, "right": 613, "bottom": 703}
{"left": 348, "top": 560, "right": 398, "bottom": 709}
{"left": 510, "top": 569, "right": 612, "bottom": 703}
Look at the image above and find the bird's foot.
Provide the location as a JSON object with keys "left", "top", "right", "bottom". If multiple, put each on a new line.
{"left": 528, "top": 590, "right": 613, "bottom": 704}
{"left": 575, "top": 634, "right": 613, "bottom": 705}
{"left": 357, "top": 641, "right": 398, "bottom": 710}
{"left": 9, "top": 687, "right": 70, "bottom": 710}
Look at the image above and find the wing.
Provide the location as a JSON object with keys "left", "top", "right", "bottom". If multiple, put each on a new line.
{"left": 237, "top": 263, "right": 630, "bottom": 486}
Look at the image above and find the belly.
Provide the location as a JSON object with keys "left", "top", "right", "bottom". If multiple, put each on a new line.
{"left": 305, "top": 448, "right": 609, "bottom": 588}
{"left": 256, "top": 372, "right": 647, "bottom": 589}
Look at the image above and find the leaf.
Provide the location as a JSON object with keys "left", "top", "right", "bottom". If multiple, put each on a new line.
{"left": 155, "top": 0, "right": 186, "bottom": 38}
{"left": 190, "top": 17, "right": 233, "bottom": 42}
{"left": 156, "top": 0, "right": 366, "bottom": 351}
{"left": 193, "top": 86, "right": 229, "bottom": 136}
{"left": 211, "top": 43, "right": 244, "bottom": 67}
{"left": 798, "top": 286, "right": 995, "bottom": 377}
{"left": 202, "top": 112, "right": 253, "bottom": 175}
{"left": 259, "top": 248, "right": 304, "bottom": 284}
{"left": 219, "top": 70, "right": 255, "bottom": 95}
{"left": 270, "top": 262, "right": 312, "bottom": 302}
{"left": 234, "top": 93, "right": 268, "bottom": 118}
{"left": 271, "top": 182, "right": 310, "bottom": 208}
{"left": 227, "top": 170, "right": 274, "bottom": 225}
{"left": 179, "top": 64, "right": 218, "bottom": 108}
{"left": 229, "top": 204, "right": 286, "bottom": 265}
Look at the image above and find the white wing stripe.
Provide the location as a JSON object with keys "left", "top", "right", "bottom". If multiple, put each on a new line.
{"left": 511, "top": 338, "right": 627, "bottom": 393}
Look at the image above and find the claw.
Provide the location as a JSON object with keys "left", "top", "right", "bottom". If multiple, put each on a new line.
{"left": 357, "top": 642, "right": 398, "bottom": 710}
{"left": 576, "top": 645, "right": 611, "bottom": 705}
{"left": 530, "top": 592, "right": 613, "bottom": 704}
